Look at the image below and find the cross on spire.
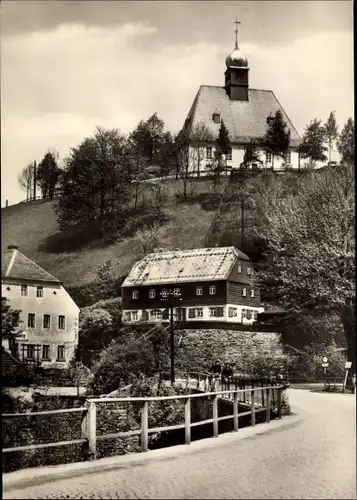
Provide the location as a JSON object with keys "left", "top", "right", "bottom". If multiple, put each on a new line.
{"left": 234, "top": 18, "right": 241, "bottom": 49}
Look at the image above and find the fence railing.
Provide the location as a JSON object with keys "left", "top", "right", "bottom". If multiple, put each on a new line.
{"left": 2, "top": 385, "right": 284, "bottom": 462}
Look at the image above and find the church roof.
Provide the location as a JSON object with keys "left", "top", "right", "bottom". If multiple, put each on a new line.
{"left": 184, "top": 85, "right": 301, "bottom": 148}
{"left": 122, "top": 246, "right": 250, "bottom": 287}
{"left": 2, "top": 247, "right": 61, "bottom": 283}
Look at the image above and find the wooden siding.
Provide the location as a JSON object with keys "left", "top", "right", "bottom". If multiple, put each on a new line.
{"left": 122, "top": 281, "right": 228, "bottom": 309}
{"left": 226, "top": 281, "right": 261, "bottom": 308}
{"left": 227, "top": 258, "right": 258, "bottom": 285}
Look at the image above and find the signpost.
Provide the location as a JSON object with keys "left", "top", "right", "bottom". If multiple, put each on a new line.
{"left": 343, "top": 361, "right": 352, "bottom": 392}
{"left": 321, "top": 356, "right": 329, "bottom": 388}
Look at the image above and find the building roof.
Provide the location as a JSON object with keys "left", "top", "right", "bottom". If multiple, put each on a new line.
{"left": 122, "top": 246, "right": 250, "bottom": 287}
{"left": 2, "top": 247, "right": 61, "bottom": 284}
{"left": 185, "top": 85, "right": 301, "bottom": 148}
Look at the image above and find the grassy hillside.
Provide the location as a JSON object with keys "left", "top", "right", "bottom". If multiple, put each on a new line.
{"left": 2, "top": 179, "right": 217, "bottom": 288}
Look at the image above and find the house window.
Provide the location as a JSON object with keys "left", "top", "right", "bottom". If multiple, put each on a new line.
{"left": 226, "top": 148, "right": 232, "bottom": 161}
{"left": 242, "top": 288, "right": 247, "bottom": 297}
{"left": 284, "top": 150, "right": 291, "bottom": 164}
{"left": 21, "top": 285, "right": 28, "bottom": 297}
{"left": 216, "top": 307, "right": 224, "bottom": 317}
{"left": 58, "top": 315, "right": 65, "bottom": 330}
{"left": 43, "top": 314, "right": 51, "bottom": 329}
{"left": 42, "top": 345, "right": 50, "bottom": 360}
{"left": 189, "top": 307, "right": 203, "bottom": 319}
{"left": 150, "top": 309, "right": 162, "bottom": 320}
{"left": 28, "top": 313, "right": 35, "bottom": 328}
{"left": 36, "top": 286, "right": 43, "bottom": 298}
{"left": 209, "top": 285, "right": 216, "bottom": 295}
{"left": 265, "top": 151, "right": 272, "bottom": 164}
{"left": 251, "top": 289, "right": 255, "bottom": 298}
{"left": 196, "top": 308, "right": 203, "bottom": 318}
{"left": 57, "top": 345, "right": 65, "bottom": 361}
{"left": 196, "top": 286, "right": 203, "bottom": 296}
{"left": 237, "top": 264, "right": 242, "bottom": 274}
{"left": 173, "top": 288, "right": 181, "bottom": 297}
{"left": 132, "top": 311, "right": 138, "bottom": 321}
{"left": 212, "top": 113, "right": 221, "bottom": 124}
{"left": 26, "top": 345, "right": 35, "bottom": 359}
{"left": 149, "top": 289, "right": 155, "bottom": 299}
{"left": 206, "top": 147, "right": 213, "bottom": 159}
{"left": 132, "top": 290, "right": 138, "bottom": 300}
{"left": 247, "top": 267, "right": 251, "bottom": 275}
{"left": 161, "top": 288, "right": 169, "bottom": 298}
{"left": 229, "top": 307, "right": 237, "bottom": 317}
{"left": 188, "top": 308, "right": 195, "bottom": 319}
{"left": 11, "top": 312, "right": 19, "bottom": 327}
{"left": 124, "top": 311, "right": 131, "bottom": 322}
{"left": 246, "top": 310, "right": 252, "bottom": 320}
{"left": 209, "top": 307, "right": 217, "bottom": 317}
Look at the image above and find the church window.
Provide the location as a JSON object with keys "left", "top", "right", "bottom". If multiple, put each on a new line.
{"left": 226, "top": 148, "right": 232, "bottom": 161}
{"left": 212, "top": 113, "right": 221, "bottom": 124}
{"left": 265, "top": 151, "right": 272, "bottom": 164}
{"left": 206, "top": 147, "right": 213, "bottom": 159}
{"left": 284, "top": 150, "right": 291, "bottom": 164}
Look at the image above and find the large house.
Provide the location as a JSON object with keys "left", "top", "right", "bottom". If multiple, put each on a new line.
{"left": 1, "top": 245, "right": 80, "bottom": 368}
{"left": 121, "top": 247, "right": 264, "bottom": 325}
{"left": 182, "top": 23, "right": 301, "bottom": 173}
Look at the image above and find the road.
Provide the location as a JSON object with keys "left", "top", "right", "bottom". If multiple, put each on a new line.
{"left": 4, "top": 389, "right": 356, "bottom": 499}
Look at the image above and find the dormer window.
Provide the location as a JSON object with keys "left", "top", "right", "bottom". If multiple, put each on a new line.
{"left": 132, "top": 290, "right": 138, "bottom": 300}
{"left": 209, "top": 285, "right": 216, "bottom": 295}
{"left": 247, "top": 267, "right": 251, "bottom": 276}
{"left": 212, "top": 113, "right": 221, "bottom": 124}
{"left": 149, "top": 289, "right": 155, "bottom": 299}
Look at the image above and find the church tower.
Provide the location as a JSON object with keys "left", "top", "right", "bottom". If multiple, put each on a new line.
{"left": 224, "top": 19, "right": 249, "bottom": 101}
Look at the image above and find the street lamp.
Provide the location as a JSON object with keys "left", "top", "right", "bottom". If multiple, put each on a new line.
{"left": 160, "top": 288, "right": 182, "bottom": 386}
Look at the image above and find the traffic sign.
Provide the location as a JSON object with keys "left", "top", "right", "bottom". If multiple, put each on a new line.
{"left": 345, "top": 361, "right": 352, "bottom": 369}
{"left": 322, "top": 356, "right": 328, "bottom": 363}
{"left": 321, "top": 362, "right": 329, "bottom": 368}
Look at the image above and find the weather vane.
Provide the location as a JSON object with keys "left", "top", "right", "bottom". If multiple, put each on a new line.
{"left": 234, "top": 18, "right": 241, "bottom": 49}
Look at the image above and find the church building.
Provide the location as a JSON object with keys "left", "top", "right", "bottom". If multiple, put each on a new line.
{"left": 182, "top": 21, "right": 301, "bottom": 173}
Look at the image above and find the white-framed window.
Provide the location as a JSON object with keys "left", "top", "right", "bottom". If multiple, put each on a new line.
{"left": 58, "top": 315, "right": 65, "bottom": 330}
{"left": 161, "top": 288, "right": 169, "bottom": 298}
{"left": 42, "top": 345, "right": 50, "bottom": 360}
{"left": 196, "top": 286, "right": 203, "bottom": 296}
{"left": 253, "top": 311, "right": 258, "bottom": 320}
{"left": 57, "top": 345, "right": 65, "bottom": 361}
{"left": 43, "top": 314, "right": 51, "bottom": 329}
{"left": 36, "top": 286, "right": 43, "bottom": 298}
{"left": 196, "top": 308, "right": 203, "bottom": 317}
{"left": 241, "top": 309, "right": 246, "bottom": 320}
{"left": 149, "top": 289, "right": 155, "bottom": 299}
{"left": 265, "top": 151, "right": 272, "bottom": 164}
{"left": 173, "top": 288, "right": 181, "bottom": 297}
{"left": 21, "top": 285, "right": 28, "bottom": 297}
{"left": 132, "top": 311, "right": 138, "bottom": 321}
{"left": 237, "top": 264, "right": 242, "bottom": 274}
{"left": 284, "top": 150, "right": 291, "bottom": 164}
{"left": 124, "top": 311, "right": 131, "bottom": 322}
{"left": 206, "top": 147, "right": 213, "bottom": 159}
{"left": 132, "top": 290, "right": 138, "bottom": 300}
{"left": 209, "top": 285, "right": 216, "bottom": 295}
{"left": 209, "top": 307, "right": 217, "bottom": 317}
{"left": 247, "top": 266, "right": 251, "bottom": 275}
{"left": 28, "top": 313, "right": 35, "bottom": 328}
{"left": 226, "top": 148, "right": 232, "bottom": 161}
{"left": 251, "top": 289, "right": 255, "bottom": 298}
{"left": 150, "top": 309, "right": 163, "bottom": 320}
{"left": 242, "top": 288, "right": 247, "bottom": 297}
{"left": 229, "top": 307, "right": 238, "bottom": 318}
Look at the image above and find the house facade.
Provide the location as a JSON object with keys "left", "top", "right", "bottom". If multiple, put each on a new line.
{"left": 121, "top": 247, "right": 264, "bottom": 325}
{"left": 1, "top": 245, "right": 80, "bottom": 369}
{"left": 182, "top": 25, "right": 301, "bottom": 173}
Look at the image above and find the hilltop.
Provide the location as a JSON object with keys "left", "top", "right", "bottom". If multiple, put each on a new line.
{"left": 1, "top": 179, "right": 217, "bottom": 289}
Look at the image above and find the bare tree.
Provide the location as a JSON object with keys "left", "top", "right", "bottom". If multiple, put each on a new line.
{"left": 17, "top": 164, "right": 34, "bottom": 202}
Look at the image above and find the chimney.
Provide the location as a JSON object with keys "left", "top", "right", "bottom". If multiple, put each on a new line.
{"left": 7, "top": 245, "right": 19, "bottom": 250}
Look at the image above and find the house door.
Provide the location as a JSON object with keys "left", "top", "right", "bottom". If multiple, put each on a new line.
{"left": 176, "top": 308, "right": 186, "bottom": 322}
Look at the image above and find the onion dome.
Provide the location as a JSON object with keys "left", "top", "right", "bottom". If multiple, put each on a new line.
{"left": 225, "top": 47, "right": 248, "bottom": 69}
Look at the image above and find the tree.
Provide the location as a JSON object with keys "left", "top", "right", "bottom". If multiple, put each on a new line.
{"left": 324, "top": 111, "right": 338, "bottom": 164}
{"left": 216, "top": 120, "right": 231, "bottom": 178}
{"left": 262, "top": 110, "right": 291, "bottom": 170}
{"left": 37, "top": 151, "right": 61, "bottom": 200}
{"left": 133, "top": 223, "right": 166, "bottom": 260}
{"left": 242, "top": 139, "right": 262, "bottom": 170}
{"left": 56, "top": 127, "right": 131, "bottom": 230}
{"left": 1, "top": 297, "right": 21, "bottom": 357}
{"left": 337, "top": 118, "right": 354, "bottom": 166}
{"left": 299, "top": 119, "right": 328, "bottom": 168}
{"left": 257, "top": 165, "right": 355, "bottom": 390}
{"left": 17, "top": 164, "right": 34, "bottom": 202}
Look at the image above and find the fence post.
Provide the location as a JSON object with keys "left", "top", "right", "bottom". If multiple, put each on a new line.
{"left": 185, "top": 397, "right": 191, "bottom": 444}
{"left": 233, "top": 391, "right": 239, "bottom": 432}
{"left": 251, "top": 390, "right": 255, "bottom": 426}
{"left": 82, "top": 401, "right": 96, "bottom": 461}
{"left": 277, "top": 387, "right": 282, "bottom": 419}
{"left": 266, "top": 388, "right": 271, "bottom": 423}
{"left": 141, "top": 401, "right": 149, "bottom": 452}
{"left": 213, "top": 395, "right": 218, "bottom": 437}
{"left": 197, "top": 374, "right": 200, "bottom": 389}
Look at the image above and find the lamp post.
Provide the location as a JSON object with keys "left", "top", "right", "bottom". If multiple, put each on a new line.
{"left": 160, "top": 288, "right": 182, "bottom": 386}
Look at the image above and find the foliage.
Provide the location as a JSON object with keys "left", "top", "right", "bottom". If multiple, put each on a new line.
{"left": 206, "top": 120, "right": 231, "bottom": 190}
{"left": 17, "top": 163, "right": 34, "bottom": 201}
{"left": 1, "top": 297, "right": 20, "bottom": 338}
{"left": 324, "top": 111, "right": 338, "bottom": 164}
{"left": 132, "top": 223, "right": 166, "bottom": 260}
{"left": 37, "top": 151, "right": 61, "bottom": 200}
{"left": 95, "top": 257, "right": 121, "bottom": 299}
{"left": 337, "top": 118, "right": 354, "bottom": 166}
{"left": 299, "top": 118, "right": 328, "bottom": 166}
{"left": 242, "top": 139, "right": 262, "bottom": 169}
{"left": 55, "top": 127, "right": 131, "bottom": 230}
{"left": 149, "top": 182, "right": 171, "bottom": 224}
{"left": 262, "top": 110, "right": 291, "bottom": 167}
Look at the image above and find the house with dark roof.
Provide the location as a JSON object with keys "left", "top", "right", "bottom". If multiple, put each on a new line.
{"left": 182, "top": 25, "right": 301, "bottom": 173}
{"left": 121, "top": 247, "right": 264, "bottom": 325}
{"left": 1, "top": 245, "right": 80, "bottom": 369}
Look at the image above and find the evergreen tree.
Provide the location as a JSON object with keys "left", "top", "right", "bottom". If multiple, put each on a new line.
{"left": 263, "top": 110, "right": 291, "bottom": 170}
{"left": 208, "top": 120, "right": 231, "bottom": 188}
{"left": 37, "top": 151, "right": 61, "bottom": 200}
{"left": 242, "top": 139, "right": 262, "bottom": 169}
{"left": 324, "top": 111, "right": 338, "bottom": 164}
{"left": 337, "top": 118, "right": 354, "bottom": 166}
{"left": 299, "top": 119, "right": 328, "bottom": 168}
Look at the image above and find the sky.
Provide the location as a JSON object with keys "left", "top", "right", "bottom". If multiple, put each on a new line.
{"left": 1, "top": 0, "right": 354, "bottom": 206}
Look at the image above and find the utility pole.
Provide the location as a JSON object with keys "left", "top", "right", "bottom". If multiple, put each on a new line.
{"left": 161, "top": 288, "right": 182, "bottom": 386}
{"left": 33, "top": 160, "right": 37, "bottom": 201}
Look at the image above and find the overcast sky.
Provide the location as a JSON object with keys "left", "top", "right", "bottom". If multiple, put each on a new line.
{"left": 1, "top": 0, "right": 354, "bottom": 206}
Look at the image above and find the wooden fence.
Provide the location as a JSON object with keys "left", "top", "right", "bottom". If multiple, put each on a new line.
{"left": 2, "top": 384, "right": 283, "bottom": 462}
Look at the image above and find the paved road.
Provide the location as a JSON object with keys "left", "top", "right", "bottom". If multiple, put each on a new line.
{"left": 4, "top": 389, "right": 356, "bottom": 499}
